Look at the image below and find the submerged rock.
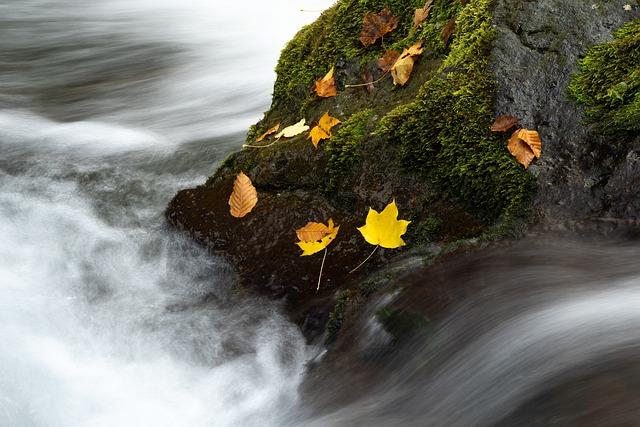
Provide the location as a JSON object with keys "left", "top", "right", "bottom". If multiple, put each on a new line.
{"left": 167, "top": 0, "right": 639, "bottom": 340}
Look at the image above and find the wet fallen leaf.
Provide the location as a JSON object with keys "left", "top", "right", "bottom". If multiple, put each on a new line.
{"left": 357, "top": 200, "right": 410, "bottom": 248}
{"left": 314, "top": 67, "right": 337, "bottom": 98}
{"left": 309, "top": 112, "right": 341, "bottom": 148}
{"left": 378, "top": 50, "right": 401, "bottom": 73}
{"left": 490, "top": 115, "right": 520, "bottom": 132}
{"left": 442, "top": 17, "right": 456, "bottom": 47}
{"left": 255, "top": 122, "right": 280, "bottom": 142}
{"left": 391, "top": 42, "right": 424, "bottom": 86}
{"left": 228, "top": 172, "right": 258, "bottom": 218}
{"left": 508, "top": 128, "right": 543, "bottom": 169}
{"left": 275, "top": 119, "right": 310, "bottom": 139}
{"left": 414, "top": 0, "right": 433, "bottom": 27}
{"left": 360, "top": 7, "right": 399, "bottom": 47}
{"left": 296, "top": 218, "right": 339, "bottom": 256}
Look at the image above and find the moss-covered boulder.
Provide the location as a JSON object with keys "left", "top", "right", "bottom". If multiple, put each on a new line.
{"left": 167, "top": 0, "right": 639, "bottom": 337}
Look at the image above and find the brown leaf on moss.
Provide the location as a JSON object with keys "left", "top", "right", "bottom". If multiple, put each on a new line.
{"left": 414, "top": 0, "right": 433, "bottom": 28}
{"left": 508, "top": 128, "right": 543, "bottom": 169}
{"left": 378, "top": 50, "right": 401, "bottom": 73}
{"left": 308, "top": 112, "right": 341, "bottom": 148}
{"left": 255, "top": 122, "right": 280, "bottom": 142}
{"left": 442, "top": 17, "right": 457, "bottom": 47}
{"left": 490, "top": 115, "right": 520, "bottom": 132}
{"left": 228, "top": 172, "right": 258, "bottom": 218}
{"left": 314, "top": 67, "right": 337, "bottom": 98}
{"left": 391, "top": 42, "right": 424, "bottom": 86}
{"left": 360, "top": 8, "right": 399, "bottom": 47}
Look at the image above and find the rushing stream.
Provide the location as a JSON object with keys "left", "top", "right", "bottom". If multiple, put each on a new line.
{"left": 0, "top": 1, "right": 330, "bottom": 425}
{"left": 2, "top": 1, "right": 640, "bottom": 426}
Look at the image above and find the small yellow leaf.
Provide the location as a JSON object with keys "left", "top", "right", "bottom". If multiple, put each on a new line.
{"left": 508, "top": 128, "right": 542, "bottom": 169}
{"left": 357, "top": 200, "right": 410, "bottom": 249}
{"left": 228, "top": 172, "right": 258, "bottom": 218}
{"left": 314, "top": 67, "right": 337, "bottom": 98}
{"left": 255, "top": 122, "right": 280, "bottom": 142}
{"left": 296, "top": 218, "right": 339, "bottom": 256}
{"left": 275, "top": 119, "right": 310, "bottom": 139}
{"left": 391, "top": 42, "right": 424, "bottom": 86}
{"left": 308, "top": 112, "right": 341, "bottom": 148}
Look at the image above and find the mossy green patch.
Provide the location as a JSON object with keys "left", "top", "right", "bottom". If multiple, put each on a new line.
{"left": 325, "top": 289, "right": 352, "bottom": 344}
{"left": 568, "top": 19, "right": 640, "bottom": 135}
{"left": 325, "top": 108, "right": 375, "bottom": 191}
{"left": 380, "top": 0, "right": 536, "bottom": 226}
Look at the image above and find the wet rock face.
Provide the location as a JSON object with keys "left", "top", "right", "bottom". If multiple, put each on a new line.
{"left": 491, "top": 0, "right": 640, "bottom": 224}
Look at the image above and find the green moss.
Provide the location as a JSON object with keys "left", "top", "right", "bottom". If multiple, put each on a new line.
{"left": 325, "top": 108, "right": 375, "bottom": 190}
{"left": 568, "top": 19, "right": 640, "bottom": 134}
{"left": 271, "top": 0, "right": 439, "bottom": 118}
{"left": 376, "top": 307, "right": 429, "bottom": 339}
{"left": 380, "top": 0, "right": 536, "bottom": 225}
{"left": 325, "top": 289, "right": 352, "bottom": 344}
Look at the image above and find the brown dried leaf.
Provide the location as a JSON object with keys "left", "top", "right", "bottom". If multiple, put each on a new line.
{"left": 255, "top": 122, "right": 280, "bottom": 142}
{"left": 296, "top": 219, "right": 332, "bottom": 242}
{"left": 228, "top": 172, "right": 258, "bottom": 218}
{"left": 442, "top": 17, "right": 456, "bottom": 47}
{"left": 414, "top": 0, "right": 433, "bottom": 28}
{"left": 391, "top": 42, "right": 424, "bottom": 86}
{"left": 360, "top": 8, "right": 399, "bottom": 47}
{"left": 490, "top": 115, "right": 520, "bottom": 132}
{"left": 378, "top": 50, "right": 401, "bottom": 73}
{"left": 314, "top": 67, "right": 337, "bottom": 98}
{"left": 508, "top": 128, "right": 543, "bottom": 169}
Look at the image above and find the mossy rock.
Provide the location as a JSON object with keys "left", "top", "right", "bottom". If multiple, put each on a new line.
{"left": 167, "top": 0, "right": 640, "bottom": 331}
{"left": 569, "top": 19, "right": 640, "bottom": 135}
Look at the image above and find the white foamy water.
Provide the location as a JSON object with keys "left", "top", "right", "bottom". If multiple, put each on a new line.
{"left": 0, "top": 1, "right": 332, "bottom": 426}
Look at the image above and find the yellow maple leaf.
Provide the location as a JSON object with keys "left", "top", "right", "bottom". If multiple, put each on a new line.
{"left": 314, "top": 67, "right": 338, "bottom": 98}
{"left": 275, "top": 119, "right": 310, "bottom": 139}
{"left": 357, "top": 200, "right": 410, "bottom": 248}
{"left": 308, "top": 112, "right": 341, "bottom": 148}
{"left": 296, "top": 218, "right": 340, "bottom": 256}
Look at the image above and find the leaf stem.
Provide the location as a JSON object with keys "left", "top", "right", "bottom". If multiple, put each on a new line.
{"left": 242, "top": 137, "right": 282, "bottom": 149}
{"left": 349, "top": 245, "right": 379, "bottom": 274}
{"left": 317, "top": 248, "right": 328, "bottom": 293}
{"left": 344, "top": 72, "right": 390, "bottom": 89}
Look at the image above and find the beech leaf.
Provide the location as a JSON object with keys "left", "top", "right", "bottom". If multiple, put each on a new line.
{"left": 308, "top": 112, "right": 341, "bottom": 148}
{"left": 414, "top": 0, "right": 433, "bottom": 28}
{"left": 228, "top": 172, "right": 258, "bottom": 218}
{"left": 508, "top": 128, "right": 543, "bottom": 169}
{"left": 314, "top": 67, "right": 337, "bottom": 98}
{"left": 275, "top": 119, "right": 310, "bottom": 139}
{"left": 360, "top": 8, "right": 399, "bottom": 47}
{"left": 490, "top": 115, "right": 520, "bottom": 132}
{"left": 296, "top": 218, "right": 339, "bottom": 256}
{"left": 391, "top": 42, "right": 424, "bottom": 86}
{"left": 255, "top": 122, "right": 280, "bottom": 142}
{"left": 442, "top": 17, "right": 456, "bottom": 47}
{"left": 357, "top": 200, "right": 410, "bottom": 249}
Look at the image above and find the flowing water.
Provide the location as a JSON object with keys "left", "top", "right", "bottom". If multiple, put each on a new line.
{"left": 0, "top": 1, "right": 330, "bottom": 425}
{"left": 2, "top": 1, "right": 640, "bottom": 426}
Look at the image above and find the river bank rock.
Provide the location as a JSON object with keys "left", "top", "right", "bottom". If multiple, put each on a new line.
{"left": 167, "top": 0, "right": 639, "bottom": 341}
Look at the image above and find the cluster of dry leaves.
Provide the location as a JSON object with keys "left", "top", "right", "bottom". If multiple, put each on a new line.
{"left": 490, "top": 115, "right": 543, "bottom": 169}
